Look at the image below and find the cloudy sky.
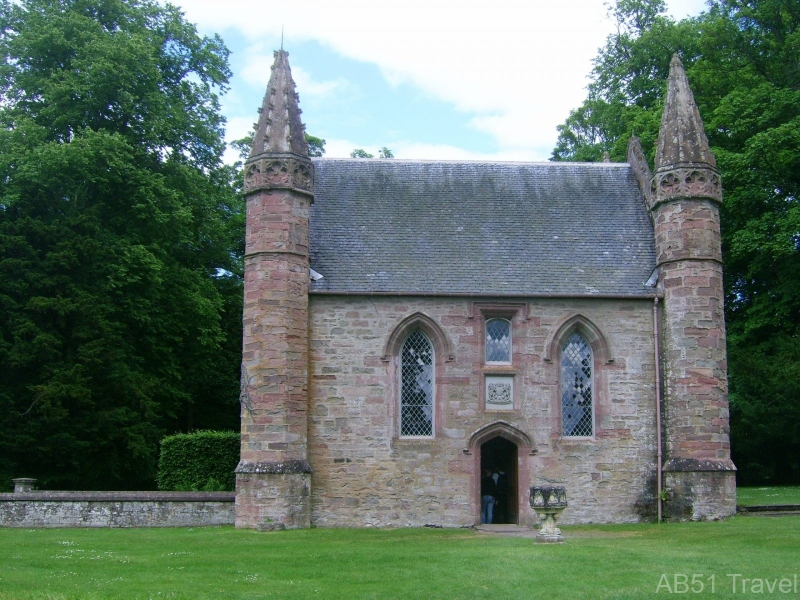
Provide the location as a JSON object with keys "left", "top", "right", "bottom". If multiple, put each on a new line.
{"left": 171, "top": 0, "right": 709, "bottom": 162}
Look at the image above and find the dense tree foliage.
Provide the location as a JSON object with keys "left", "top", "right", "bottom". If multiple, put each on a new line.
{"left": 554, "top": 0, "right": 800, "bottom": 484}
{"left": 0, "top": 0, "right": 243, "bottom": 490}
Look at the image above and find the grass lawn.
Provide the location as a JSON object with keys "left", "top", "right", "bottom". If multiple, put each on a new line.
{"left": 737, "top": 486, "right": 800, "bottom": 506}
{"left": 1, "top": 517, "right": 799, "bottom": 599}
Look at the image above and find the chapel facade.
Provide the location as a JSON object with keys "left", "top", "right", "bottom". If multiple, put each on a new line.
{"left": 234, "top": 51, "right": 736, "bottom": 530}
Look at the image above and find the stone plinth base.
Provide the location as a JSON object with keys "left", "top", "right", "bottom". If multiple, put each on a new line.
{"left": 534, "top": 510, "right": 565, "bottom": 543}
{"left": 663, "top": 459, "right": 736, "bottom": 521}
{"left": 13, "top": 478, "right": 37, "bottom": 493}
{"left": 530, "top": 486, "right": 567, "bottom": 543}
{"left": 235, "top": 462, "right": 312, "bottom": 530}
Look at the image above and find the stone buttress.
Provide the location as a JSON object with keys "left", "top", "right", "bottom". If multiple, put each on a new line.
{"left": 235, "top": 50, "right": 313, "bottom": 530}
{"left": 649, "top": 55, "right": 736, "bottom": 519}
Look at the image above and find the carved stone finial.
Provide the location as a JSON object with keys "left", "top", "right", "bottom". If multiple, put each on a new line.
{"left": 250, "top": 49, "right": 309, "bottom": 158}
{"left": 652, "top": 54, "right": 720, "bottom": 206}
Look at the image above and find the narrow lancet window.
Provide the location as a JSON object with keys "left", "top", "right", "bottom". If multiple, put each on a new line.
{"left": 485, "top": 318, "right": 511, "bottom": 364}
{"left": 561, "top": 333, "right": 593, "bottom": 437}
{"left": 401, "top": 331, "right": 434, "bottom": 437}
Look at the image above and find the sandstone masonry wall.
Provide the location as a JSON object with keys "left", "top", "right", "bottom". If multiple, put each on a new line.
{"left": 307, "top": 296, "right": 659, "bottom": 527}
{"left": 654, "top": 200, "right": 731, "bottom": 464}
{"left": 240, "top": 189, "right": 311, "bottom": 465}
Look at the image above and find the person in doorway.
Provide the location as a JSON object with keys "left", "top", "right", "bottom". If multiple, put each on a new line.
{"left": 481, "top": 468, "right": 497, "bottom": 524}
{"left": 493, "top": 468, "right": 509, "bottom": 523}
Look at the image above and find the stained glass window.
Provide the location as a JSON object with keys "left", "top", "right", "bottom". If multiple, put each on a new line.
{"left": 401, "top": 331, "right": 434, "bottom": 437}
{"left": 486, "top": 318, "right": 511, "bottom": 363}
{"left": 561, "top": 333, "right": 593, "bottom": 437}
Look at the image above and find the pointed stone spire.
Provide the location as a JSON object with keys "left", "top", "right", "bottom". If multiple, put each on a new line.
{"left": 655, "top": 54, "right": 716, "bottom": 169}
{"left": 652, "top": 54, "right": 720, "bottom": 206}
{"left": 243, "top": 49, "right": 313, "bottom": 198}
{"left": 250, "top": 49, "right": 308, "bottom": 158}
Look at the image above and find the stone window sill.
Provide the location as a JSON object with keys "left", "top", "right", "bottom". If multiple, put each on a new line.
{"left": 482, "top": 366, "right": 516, "bottom": 375}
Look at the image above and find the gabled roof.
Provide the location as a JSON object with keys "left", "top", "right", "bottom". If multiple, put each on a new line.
{"left": 309, "top": 159, "right": 656, "bottom": 297}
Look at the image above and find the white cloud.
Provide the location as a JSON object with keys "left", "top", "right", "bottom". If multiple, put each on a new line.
{"left": 322, "top": 137, "right": 364, "bottom": 159}
{"left": 291, "top": 66, "right": 349, "bottom": 99}
{"left": 319, "top": 138, "right": 548, "bottom": 162}
{"left": 236, "top": 41, "right": 348, "bottom": 98}
{"left": 224, "top": 115, "right": 257, "bottom": 142}
{"left": 176, "top": 0, "right": 708, "bottom": 161}
{"left": 236, "top": 45, "right": 274, "bottom": 88}
{"left": 666, "top": 0, "right": 709, "bottom": 19}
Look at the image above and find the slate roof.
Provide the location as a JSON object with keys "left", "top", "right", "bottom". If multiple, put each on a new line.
{"left": 309, "top": 159, "right": 656, "bottom": 296}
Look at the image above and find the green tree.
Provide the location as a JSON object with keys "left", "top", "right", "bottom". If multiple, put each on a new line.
{"left": 553, "top": 0, "right": 800, "bottom": 484}
{"left": 306, "top": 134, "right": 326, "bottom": 157}
{"left": 700, "top": 0, "right": 800, "bottom": 485}
{"left": 350, "top": 147, "right": 394, "bottom": 159}
{"left": 552, "top": 0, "right": 697, "bottom": 163}
{"left": 0, "top": 0, "right": 243, "bottom": 490}
{"left": 350, "top": 148, "right": 374, "bottom": 158}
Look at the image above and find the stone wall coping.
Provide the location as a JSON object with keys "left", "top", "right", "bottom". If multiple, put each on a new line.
{"left": 737, "top": 504, "right": 800, "bottom": 513}
{"left": 235, "top": 460, "right": 312, "bottom": 474}
{"left": 662, "top": 458, "right": 736, "bottom": 472}
{"left": 0, "top": 491, "right": 235, "bottom": 502}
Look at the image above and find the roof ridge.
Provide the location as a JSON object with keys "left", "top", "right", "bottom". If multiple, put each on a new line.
{"left": 312, "top": 158, "right": 631, "bottom": 167}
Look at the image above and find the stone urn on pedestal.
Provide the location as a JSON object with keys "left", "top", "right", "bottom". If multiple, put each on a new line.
{"left": 530, "top": 486, "right": 567, "bottom": 543}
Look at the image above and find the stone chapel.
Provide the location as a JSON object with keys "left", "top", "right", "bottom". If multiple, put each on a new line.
{"left": 234, "top": 50, "right": 736, "bottom": 530}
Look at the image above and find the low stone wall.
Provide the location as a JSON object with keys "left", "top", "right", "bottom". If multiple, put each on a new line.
{"left": 0, "top": 491, "right": 235, "bottom": 528}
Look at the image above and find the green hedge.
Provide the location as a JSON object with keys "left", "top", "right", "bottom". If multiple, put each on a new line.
{"left": 157, "top": 431, "right": 239, "bottom": 491}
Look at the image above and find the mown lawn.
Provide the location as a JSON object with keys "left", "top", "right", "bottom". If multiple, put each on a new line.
{"left": 737, "top": 486, "right": 800, "bottom": 506}
{"left": 1, "top": 516, "right": 799, "bottom": 599}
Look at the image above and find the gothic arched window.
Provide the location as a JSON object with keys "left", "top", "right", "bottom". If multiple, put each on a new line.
{"left": 485, "top": 318, "right": 512, "bottom": 364}
{"left": 561, "top": 332, "right": 594, "bottom": 437}
{"left": 400, "top": 330, "right": 434, "bottom": 437}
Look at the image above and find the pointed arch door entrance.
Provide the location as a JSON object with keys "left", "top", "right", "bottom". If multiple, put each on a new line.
{"left": 480, "top": 436, "right": 518, "bottom": 524}
{"left": 468, "top": 421, "right": 534, "bottom": 526}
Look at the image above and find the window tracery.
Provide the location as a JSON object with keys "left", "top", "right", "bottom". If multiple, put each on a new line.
{"left": 400, "top": 330, "right": 434, "bottom": 437}
{"left": 561, "top": 332, "right": 594, "bottom": 437}
{"left": 485, "top": 318, "right": 512, "bottom": 364}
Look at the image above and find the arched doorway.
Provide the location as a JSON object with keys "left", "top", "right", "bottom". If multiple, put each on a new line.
{"left": 480, "top": 436, "right": 518, "bottom": 524}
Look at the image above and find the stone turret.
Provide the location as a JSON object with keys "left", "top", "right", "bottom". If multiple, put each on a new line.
{"left": 651, "top": 55, "right": 735, "bottom": 520}
{"left": 235, "top": 50, "right": 313, "bottom": 530}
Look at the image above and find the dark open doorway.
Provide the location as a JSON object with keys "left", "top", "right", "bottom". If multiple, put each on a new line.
{"left": 480, "top": 436, "right": 518, "bottom": 524}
